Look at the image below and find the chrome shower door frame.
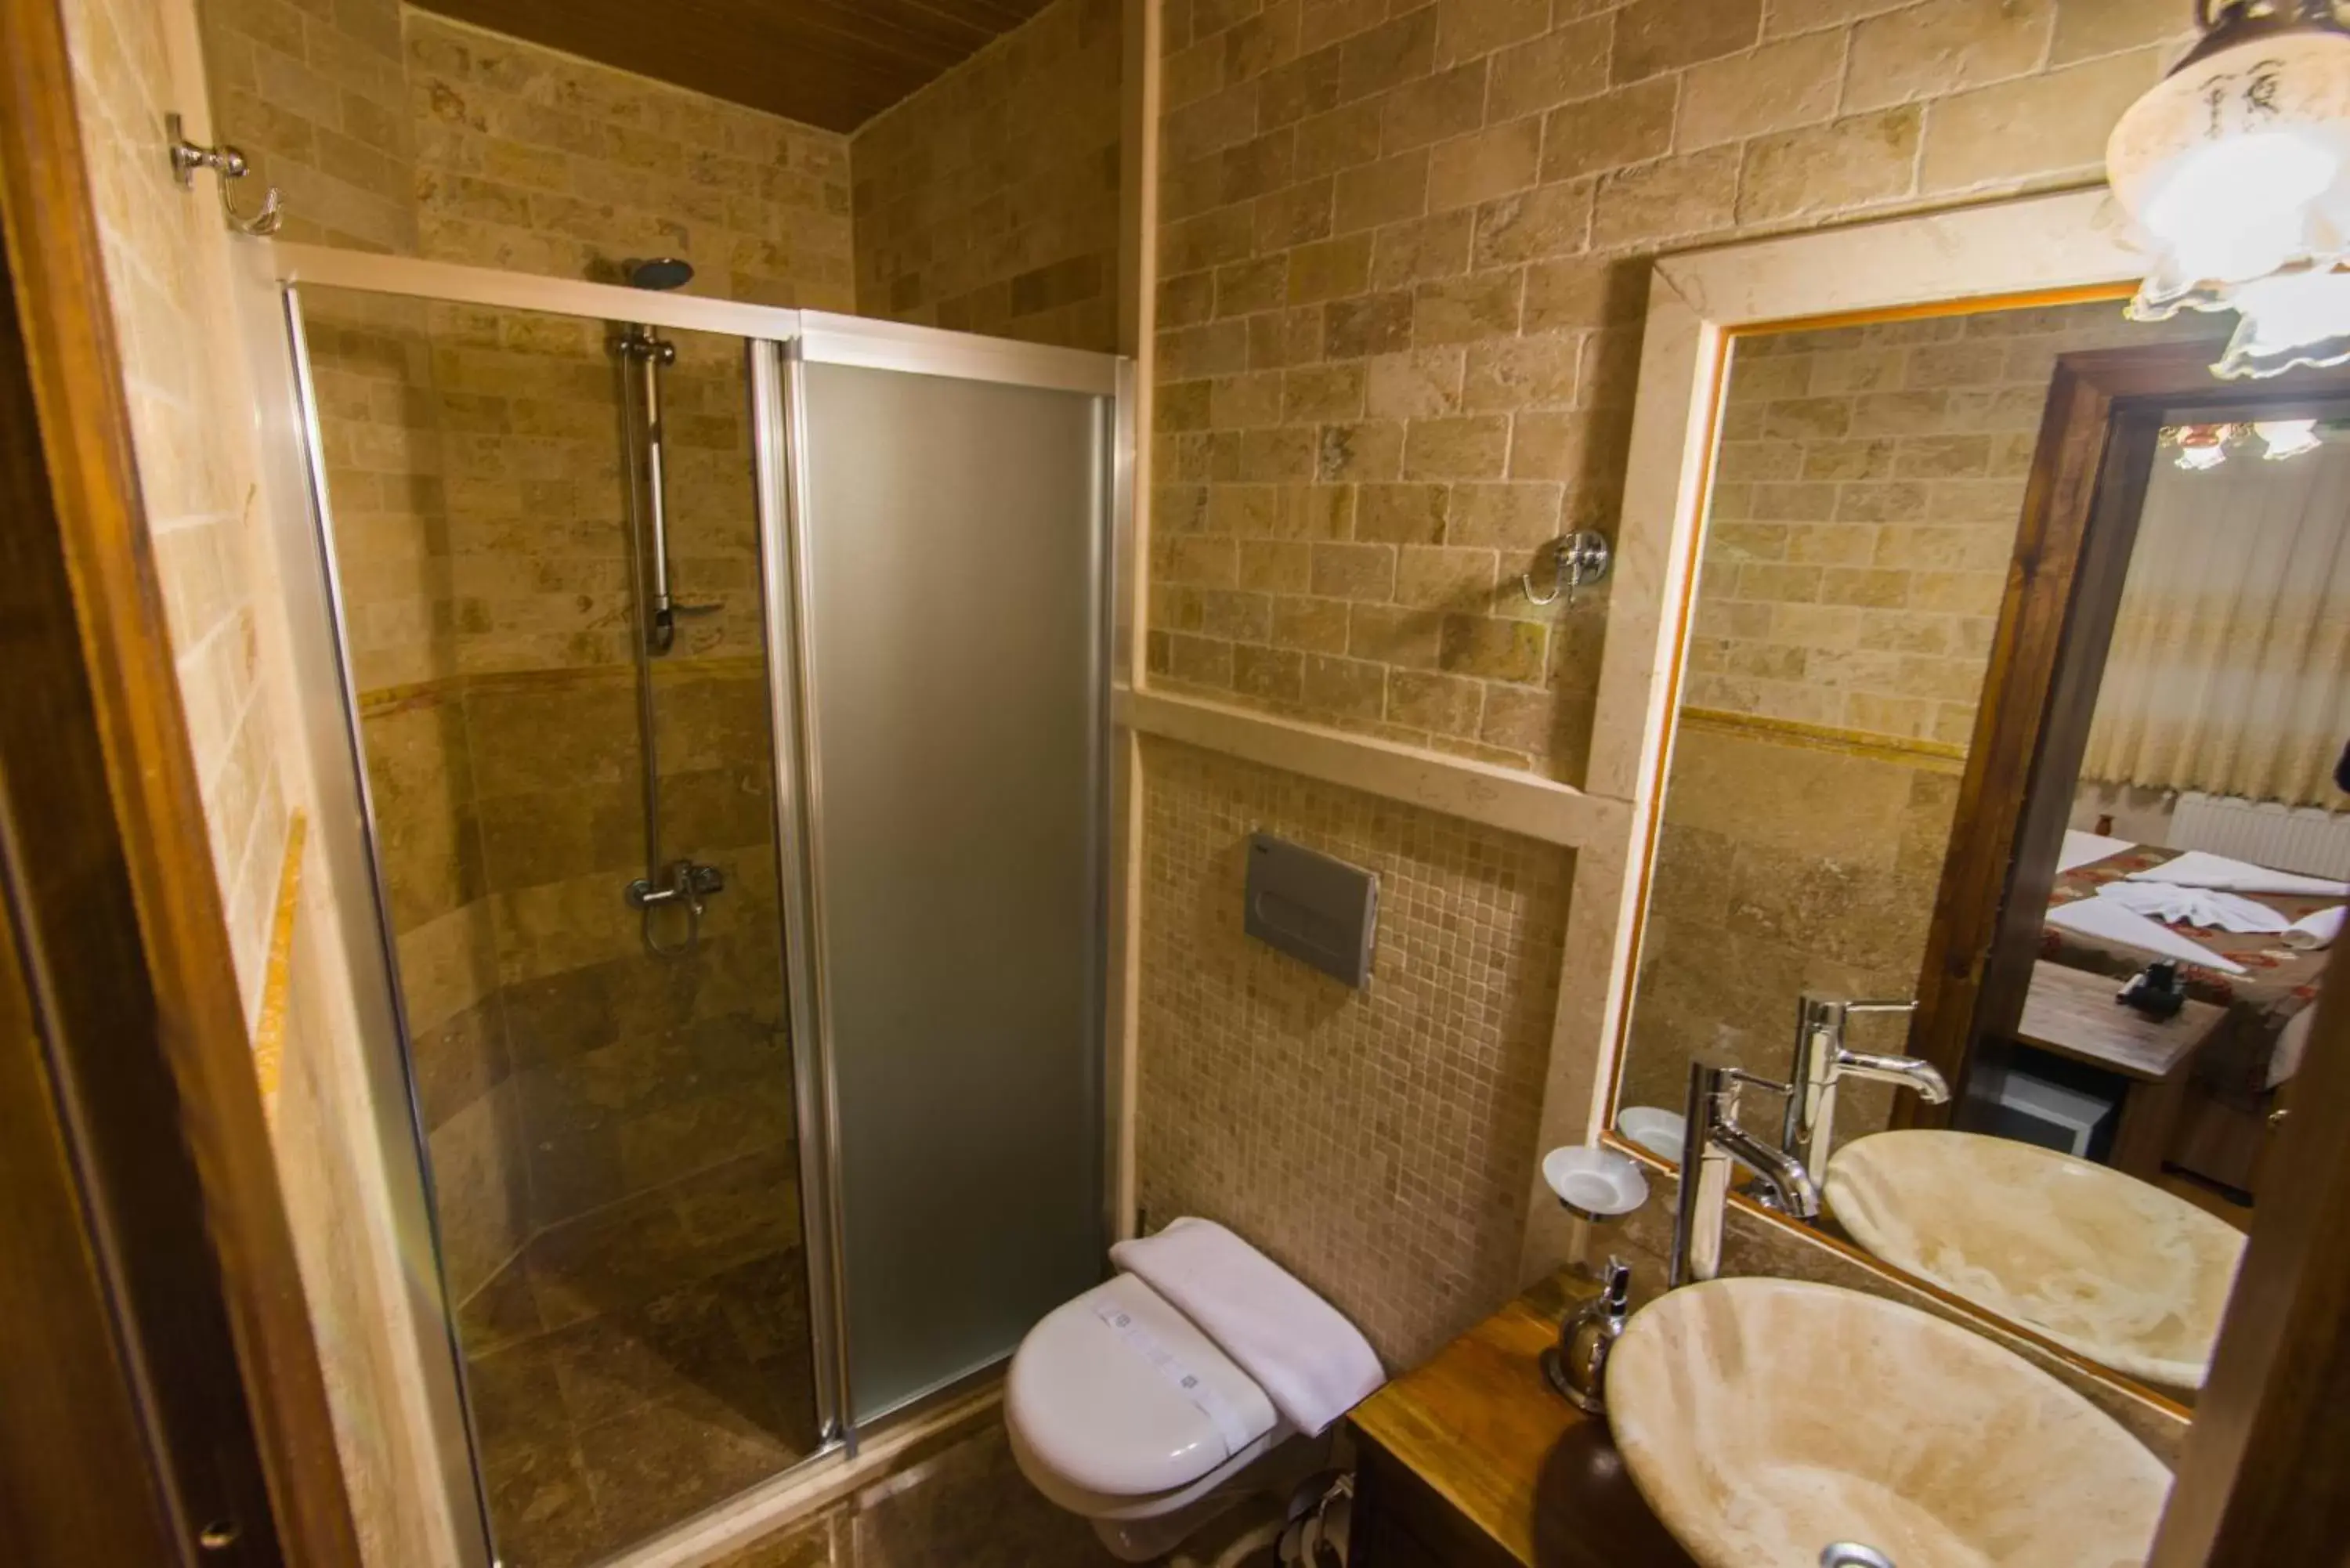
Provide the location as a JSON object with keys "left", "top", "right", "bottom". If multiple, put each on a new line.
{"left": 259, "top": 240, "right": 1136, "bottom": 1564}
{"left": 772, "top": 313, "right": 1126, "bottom": 1432}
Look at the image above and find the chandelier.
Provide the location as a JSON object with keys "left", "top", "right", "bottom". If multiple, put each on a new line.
{"left": 2108, "top": 2, "right": 2350, "bottom": 378}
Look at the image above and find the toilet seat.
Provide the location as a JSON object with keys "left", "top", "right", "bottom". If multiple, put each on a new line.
{"left": 1005, "top": 1274, "right": 1284, "bottom": 1515}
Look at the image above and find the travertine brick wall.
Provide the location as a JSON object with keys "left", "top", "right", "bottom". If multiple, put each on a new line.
{"left": 1135, "top": 738, "right": 1570, "bottom": 1366}
{"left": 1146, "top": 0, "right": 2196, "bottom": 781}
{"left": 851, "top": 0, "right": 1124, "bottom": 350}
{"left": 405, "top": 13, "right": 855, "bottom": 308}
{"left": 1693, "top": 299, "right": 2216, "bottom": 746}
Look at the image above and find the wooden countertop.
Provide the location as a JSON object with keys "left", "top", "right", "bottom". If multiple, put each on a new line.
{"left": 1346, "top": 1273, "right": 1697, "bottom": 1568}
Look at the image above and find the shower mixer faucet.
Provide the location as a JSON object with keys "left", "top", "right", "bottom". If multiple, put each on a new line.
{"left": 627, "top": 858, "right": 725, "bottom": 958}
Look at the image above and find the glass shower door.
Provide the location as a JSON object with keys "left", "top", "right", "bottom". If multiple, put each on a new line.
{"left": 782, "top": 345, "right": 1110, "bottom": 1424}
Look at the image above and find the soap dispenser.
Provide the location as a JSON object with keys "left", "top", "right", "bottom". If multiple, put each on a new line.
{"left": 1543, "top": 1255, "right": 1630, "bottom": 1416}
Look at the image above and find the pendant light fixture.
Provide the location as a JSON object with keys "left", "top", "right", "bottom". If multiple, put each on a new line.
{"left": 2107, "top": 2, "right": 2350, "bottom": 378}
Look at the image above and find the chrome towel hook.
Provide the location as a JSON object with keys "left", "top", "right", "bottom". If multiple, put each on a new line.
{"left": 1521, "top": 530, "right": 1612, "bottom": 608}
{"left": 166, "top": 112, "right": 284, "bottom": 236}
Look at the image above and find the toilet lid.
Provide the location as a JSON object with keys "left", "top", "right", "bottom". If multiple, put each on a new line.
{"left": 1007, "top": 1274, "right": 1280, "bottom": 1500}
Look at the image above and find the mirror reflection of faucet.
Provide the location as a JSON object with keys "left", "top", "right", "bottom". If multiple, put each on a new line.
{"left": 1784, "top": 993, "right": 1948, "bottom": 1175}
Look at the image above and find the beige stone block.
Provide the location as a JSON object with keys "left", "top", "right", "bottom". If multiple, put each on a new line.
{"left": 1748, "top": 481, "right": 1838, "bottom": 522}
{"left": 1242, "top": 426, "right": 1321, "bottom": 481}
{"left": 1370, "top": 209, "right": 1474, "bottom": 287}
{"left": 1196, "top": 588, "right": 1275, "bottom": 642}
{"left": 1289, "top": 234, "right": 1376, "bottom": 303}
{"left": 1835, "top": 481, "right": 1932, "bottom": 522}
{"left": 1438, "top": 612, "right": 1546, "bottom": 681}
{"left": 1296, "top": 99, "right": 1386, "bottom": 179}
{"left": 1311, "top": 540, "right": 1400, "bottom": 599}
{"left": 1413, "top": 271, "right": 1524, "bottom": 344}
{"left": 1404, "top": 414, "right": 1512, "bottom": 479}
{"left": 1592, "top": 147, "right": 1740, "bottom": 248}
{"left": 1273, "top": 593, "right": 1353, "bottom": 652}
{"left": 1677, "top": 32, "right": 1846, "bottom": 150}
{"left": 1716, "top": 440, "right": 1802, "bottom": 483}
{"left": 1462, "top": 331, "right": 1582, "bottom": 409}
{"left": 1488, "top": 18, "right": 1613, "bottom": 122}
{"left": 1366, "top": 346, "right": 1467, "bottom": 417}
{"left": 1538, "top": 79, "right": 1677, "bottom": 185}
{"left": 2050, "top": 0, "right": 2195, "bottom": 67}
{"left": 1348, "top": 602, "right": 1444, "bottom": 666}
{"left": 1615, "top": 0, "right": 1762, "bottom": 82}
{"left": 1300, "top": 652, "right": 1390, "bottom": 718}
{"left": 1166, "top": 535, "right": 1241, "bottom": 585}
{"left": 1846, "top": 0, "right": 2055, "bottom": 113}
{"left": 1436, "top": 0, "right": 1551, "bottom": 66}
{"left": 1842, "top": 691, "right": 1936, "bottom": 739}
{"left": 1737, "top": 562, "right": 1824, "bottom": 602}
{"left": 1234, "top": 644, "right": 1307, "bottom": 702}
{"left": 1212, "top": 370, "right": 1288, "bottom": 428}
{"left": 1387, "top": 63, "right": 1491, "bottom": 153}
{"left": 1429, "top": 118, "right": 1544, "bottom": 206}
{"left": 1894, "top": 433, "right": 1993, "bottom": 477}
{"left": 1166, "top": 632, "right": 1237, "bottom": 688}
{"left": 1319, "top": 419, "right": 1406, "bottom": 481}
{"left": 1850, "top": 389, "right": 1954, "bottom": 435}
{"left": 1285, "top": 363, "right": 1368, "bottom": 421}
{"left": 1447, "top": 482, "right": 1563, "bottom": 549}
{"left": 1920, "top": 48, "right": 2164, "bottom": 193}
{"left": 1239, "top": 539, "right": 1316, "bottom": 592}
{"left": 1786, "top": 522, "right": 1876, "bottom": 565}
{"left": 1908, "top": 568, "right": 2004, "bottom": 614}
{"left": 1472, "top": 182, "right": 1594, "bottom": 266}
{"left": 1395, "top": 544, "right": 1500, "bottom": 607}
{"left": 1708, "top": 519, "right": 1791, "bottom": 560}
{"left": 1770, "top": 601, "right": 1864, "bottom": 649}
{"left": 1217, "top": 256, "right": 1292, "bottom": 316}
{"left": 1257, "top": 178, "right": 1339, "bottom": 250}
{"left": 1358, "top": 483, "right": 1452, "bottom": 543}
{"left": 1340, "top": 7, "right": 1440, "bottom": 99}
{"left": 1251, "top": 305, "right": 1330, "bottom": 368}
{"left": 1522, "top": 255, "right": 1648, "bottom": 333}
{"left": 1737, "top": 107, "right": 1921, "bottom": 225}
{"left": 1324, "top": 291, "right": 1416, "bottom": 358}
{"left": 1388, "top": 669, "right": 1486, "bottom": 736}
{"left": 1820, "top": 566, "right": 1912, "bottom": 608}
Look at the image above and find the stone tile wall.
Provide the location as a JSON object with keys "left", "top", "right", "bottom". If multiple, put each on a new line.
{"left": 404, "top": 12, "right": 855, "bottom": 309}
{"left": 1135, "top": 736, "right": 1571, "bottom": 1367}
{"left": 56, "top": 2, "right": 439, "bottom": 1562}
{"left": 1145, "top": 0, "right": 2197, "bottom": 780}
{"left": 1694, "top": 299, "right": 2216, "bottom": 746}
{"left": 850, "top": 0, "right": 1124, "bottom": 350}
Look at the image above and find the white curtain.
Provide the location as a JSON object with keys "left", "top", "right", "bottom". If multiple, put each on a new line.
{"left": 2082, "top": 439, "right": 2350, "bottom": 809}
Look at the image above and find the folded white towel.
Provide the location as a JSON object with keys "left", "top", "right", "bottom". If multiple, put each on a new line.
{"left": 2047, "top": 896, "right": 2249, "bottom": 975}
{"left": 2095, "top": 880, "right": 2290, "bottom": 934}
{"left": 1109, "top": 1218, "right": 1383, "bottom": 1436}
{"left": 2058, "top": 829, "right": 2136, "bottom": 874}
{"left": 2285, "top": 905, "right": 2345, "bottom": 952}
{"left": 2128, "top": 850, "right": 2350, "bottom": 898}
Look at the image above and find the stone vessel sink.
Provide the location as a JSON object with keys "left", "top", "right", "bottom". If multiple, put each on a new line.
{"left": 1825, "top": 1129, "right": 2244, "bottom": 1389}
{"left": 1607, "top": 1277, "right": 2171, "bottom": 1568}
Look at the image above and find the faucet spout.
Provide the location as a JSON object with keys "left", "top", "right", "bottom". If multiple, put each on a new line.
{"left": 1715, "top": 1119, "right": 1820, "bottom": 1219}
{"left": 1834, "top": 1050, "right": 1949, "bottom": 1104}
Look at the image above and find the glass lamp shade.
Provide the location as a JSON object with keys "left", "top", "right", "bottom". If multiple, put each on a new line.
{"left": 2108, "top": 19, "right": 2350, "bottom": 376}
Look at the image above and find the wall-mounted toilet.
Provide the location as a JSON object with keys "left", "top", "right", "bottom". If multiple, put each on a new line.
{"left": 1003, "top": 1219, "right": 1383, "bottom": 1562}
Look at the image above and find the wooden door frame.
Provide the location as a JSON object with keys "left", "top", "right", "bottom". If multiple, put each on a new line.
{"left": 1907, "top": 341, "right": 2350, "bottom": 1123}
{"left": 0, "top": 0, "right": 360, "bottom": 1563}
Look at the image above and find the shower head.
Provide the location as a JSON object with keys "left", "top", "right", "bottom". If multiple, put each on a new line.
{"left": 627, "top": 256, "right": 695, "bottom": 291}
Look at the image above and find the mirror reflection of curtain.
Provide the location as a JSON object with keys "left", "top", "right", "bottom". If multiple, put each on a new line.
{"left": 2082, "top": 441, "right": 2350, "bottom": 808}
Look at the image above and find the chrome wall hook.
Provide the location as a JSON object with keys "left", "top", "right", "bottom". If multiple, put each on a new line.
{"left": 1521, "top": 530, "right": 1612, "bottom": 607}
{"left": 166, "top": 112, "right": 284, "bottom": 236}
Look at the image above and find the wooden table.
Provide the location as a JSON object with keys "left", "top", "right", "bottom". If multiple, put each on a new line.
{"left": 2014, "top": 960, "right": 2225, "bottom": 1178}
{"left": 1346, "top": 1273, "right": 1696, "bottom": 1568}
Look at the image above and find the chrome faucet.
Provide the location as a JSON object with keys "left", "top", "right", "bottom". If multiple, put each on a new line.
{"left": 1672, "top": 1060, "right": 1820, "bottom": 1287}
{"left": 1784, "top": 993, "right": 1947, "bottom": 1176}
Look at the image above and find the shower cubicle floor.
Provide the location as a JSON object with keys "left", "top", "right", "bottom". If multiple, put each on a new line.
{"left": 456, "top": 1147, "right": 819, "bottom": 1567}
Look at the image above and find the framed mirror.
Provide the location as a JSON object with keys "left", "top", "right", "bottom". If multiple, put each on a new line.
{"left": 1583, "top": 191, "right": 2350, "bottom": 1411}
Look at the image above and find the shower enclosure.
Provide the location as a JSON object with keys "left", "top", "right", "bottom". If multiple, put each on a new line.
{"left": 266, "top": 247, "right": 1125, "bottom": 1568}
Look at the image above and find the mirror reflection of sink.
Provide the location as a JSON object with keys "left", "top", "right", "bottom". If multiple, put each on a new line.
{"left": 1824, "top": 1129, "right": 2245, "bottom": 1389}
{"left": 1607, "top": 1277, "right": 2171, "bottom": 1568}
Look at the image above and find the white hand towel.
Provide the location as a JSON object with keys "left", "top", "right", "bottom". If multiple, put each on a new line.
{"left": 1108, "top": 1217, "right": 1383, "bottom": 1436}
{"left": 2095, "top": 880, "right": 2290, "bottom": 934}
{"left": 2047, "top": 896, "right": 2250, "bottom": 974}
{"left": 2285, "top": 905, "right": 2345, "bottom": 952}
{"left": 2128, "top": 849, "right": 2350, "bottom": 898}
{"left": 2058, "top": 829, "right": 2136, "bottom": 874}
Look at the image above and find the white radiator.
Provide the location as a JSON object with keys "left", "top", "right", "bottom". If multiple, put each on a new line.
{"left": 2170, "top": 792, "right": 2350, "bottom": 880}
